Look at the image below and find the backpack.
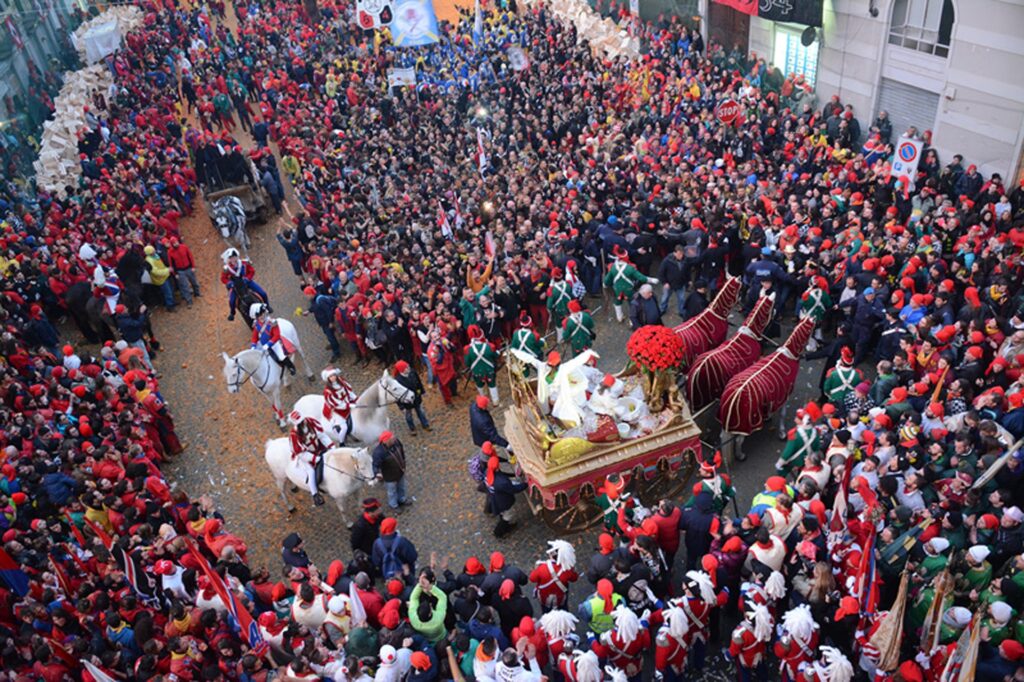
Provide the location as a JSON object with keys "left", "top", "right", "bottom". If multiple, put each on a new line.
{"left": 467, "top": 453, "right": 486, "bottom": 482}
{"left": 379, "top": 538, "right": 403, "bottom": 579}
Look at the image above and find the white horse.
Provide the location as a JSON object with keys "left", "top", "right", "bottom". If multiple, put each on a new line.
{"left": 222, "top": 317, "right": 314, "bottom": 427}
{"left": 264, "top": 438, "right": 376, "bottom": 515}
{"left": 212, "top": 195, "right": 250, "bottom": 258}
{"left": 290, "top": 370, "right": 415, "bottom": 445}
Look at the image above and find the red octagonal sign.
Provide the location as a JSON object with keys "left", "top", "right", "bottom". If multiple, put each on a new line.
{"left": 716, "top": 99, "right": 741, "bottom": 125}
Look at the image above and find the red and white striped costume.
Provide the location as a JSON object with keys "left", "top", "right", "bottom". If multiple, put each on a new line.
{"left": 591, "top": 606, "right": 650, "bottom": 679}
{"left": 655, "top": 601, "right": 690, "bottom": 675}
{"left": 529, "top": 541, "right": 579, "bottom": 610}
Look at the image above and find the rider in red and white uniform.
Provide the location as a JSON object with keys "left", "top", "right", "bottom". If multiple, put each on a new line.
{"left": 289, "top": 413, "right": 332, "bottom": 506}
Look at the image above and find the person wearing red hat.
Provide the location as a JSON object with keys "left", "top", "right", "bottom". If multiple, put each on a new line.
{"left": 824, "top": 345, "right": 864, "bottom": 405}
{"left": 510, "top": 311, "right": 543, "bottom": 369}
{"left": 562, "top": 299, "right": 596, "bottom": 356}
{"left": 320, "top": 366, "right": 358, "bottom": 440}
{"left": 469, "top": 393, "right": 510, "bottom": 452}
{"left": 579, "top": 578, "right": 624, "bottom": 635}
{"left": 546, "top": 268, "right": 572, "bottom": 342}
{"left": 302, "top": 285, "right": 342, "bottom": 361}
{"left": 372, "top": 431, "right": 410, "bottom": 511}
{"left": 371, "top": 516, "right": 418, "bottom": 580}
{"left": 393, "top": 360, "right": 430, "bottom": 435}
{"left": 425, "top": 327, "right": 457, "bottom": 406}
{"left": 485, "top": 454, "right": 527, "bottom": 538}
{"left": 464, "top": 324, "right": 500, "bottom": 405}
{"left": 604, "top": 245, "right": 657, "bottom": 323}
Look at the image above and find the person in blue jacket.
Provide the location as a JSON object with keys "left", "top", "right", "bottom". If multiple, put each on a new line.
{"left": 485, "top": 455, "right": 526, "bottom": 539}
{"left": 41, "top": 464, "right": 78, "bottom": 508}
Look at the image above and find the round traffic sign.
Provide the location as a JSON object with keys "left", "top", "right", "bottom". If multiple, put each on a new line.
{"left": 897, "top": 141, "right": 918, "bottom": 163}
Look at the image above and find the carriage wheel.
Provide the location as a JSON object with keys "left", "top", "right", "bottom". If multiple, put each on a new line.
{"left": 637, "top": 452, "right": 696, "bottom": 506}
{"left": 541, "top": 491, "right": 604, "bottom": 535}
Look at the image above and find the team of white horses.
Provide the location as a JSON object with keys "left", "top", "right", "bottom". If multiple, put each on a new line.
{"left": 221, "top": 317, "right": 415, "bottom": 517}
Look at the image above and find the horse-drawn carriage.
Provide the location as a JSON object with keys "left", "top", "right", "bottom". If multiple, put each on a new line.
{"left": 503, "top": 352, "right": 702, "bottom": 534}
{"left": 203, "top": 152, "right": 273, "bottom": 259}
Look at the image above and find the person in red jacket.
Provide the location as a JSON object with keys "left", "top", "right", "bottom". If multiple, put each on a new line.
{"left": 654, "top": 600, "right": 690, "bottom": 682}
{"left": 773, "top": 604, "right": 820, "bottom": 681}
{"left": 557, "top": 649, "right": 602, "bottom": 682}
{"left": 728, "top": 602, "right": 773, "bottom": 682}
{"left": 538, "top": 608, "right": 578, "bottom": 665}
{"left": 165, "top": 237, "right": 200, "bottom": 307}
{"left": 529, "top": 540, "right": 579, "bottom": 611}
{"left": 510, "top": 615, "right": 549, "bottom": 670}
{"left": 649, "top": 499, "right": 682, "bottom": 566}
{"left": 590, "top": 604, "right": 650, "bottom": 680}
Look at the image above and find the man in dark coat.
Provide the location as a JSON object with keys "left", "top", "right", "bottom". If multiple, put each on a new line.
{"left": 470, "top": 395, "right": 509, "bottom": 450}
{"left": 485, "top": 456, "right": 527, "bottom": 539}
{"left": 304, "top": 287, "right": 341, "bottom": 360}
{"left": 371, "top": 517, "right": 419, "bottom": 579}
{"left": 350, "top": 498, "right": 383, "bottom": 559}
{"left": 282, "top": 533, "right": 312, "bottom": 571}
{"left": 678, "top": 492, "right": 716, "bottom": 570}
{"left": 394, "top": 360, "right": 430, "bottom": 435}
{"left": 372, "top": 431, "right": 410, "bottom": 512}
{"left": 629, "top": 283, "right": 662, "bottom": 329}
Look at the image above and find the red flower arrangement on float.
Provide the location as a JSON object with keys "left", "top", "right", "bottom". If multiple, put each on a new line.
{"left": 626, "top": 325, "right": 686, "bottom": 373}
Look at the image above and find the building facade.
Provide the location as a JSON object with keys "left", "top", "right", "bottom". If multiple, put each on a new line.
{"left": 0, "top": 0, "right": 77, "bottom": 167}
{"left": 699, "top": 0, "right": 1024, "bottom": 182}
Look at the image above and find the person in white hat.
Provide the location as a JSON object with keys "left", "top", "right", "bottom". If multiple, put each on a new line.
{"left": 957, "top": 544, "right": 993, "bottom": 595}
{"left": 939, "top": 606, "right": 973, "bottom": 643}
{"left": 986, "top": 601, "right": 1016, "bottom": 645}
{"left": 917, "top": 537, "right": 950, "bottom": 580}
{"left": 375, "top": 643, "right": 411, "bottom": 682}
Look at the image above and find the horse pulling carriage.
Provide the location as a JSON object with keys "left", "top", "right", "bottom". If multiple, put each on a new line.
{"left": 503, "top": 353, "right": 702, "bottom": 534}
{"left": 205, "top": 175, "right": 272, "bottom": 259}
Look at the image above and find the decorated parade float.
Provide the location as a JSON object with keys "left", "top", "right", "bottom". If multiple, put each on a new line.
{"left": 503, "top": 275, "right": 817, "bottom": 532}
{"left": 504, "top": 323, "right": 702, "bottom": 533}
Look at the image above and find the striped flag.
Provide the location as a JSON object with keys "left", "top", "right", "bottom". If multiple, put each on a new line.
{"left": 113, "top": 544, "right": 159, "bottom": 607}
{"left": 438, "top": 200, "right": 453, "bottom": 239}
{"left": 184, "top": 537, "right": 266, "bottom": 654}
{"left": 49, "top": 556, "right": 74, "bottom": 597}
{"left": 0, "top": 548, "right": 29, "bottom": 596}
{"left": 477, "top": 127, "right": 488, "bottom": 178}
{"left": 83, "top": 660, "right": 120, "bottom": 682}
{"left": 472, "top": 0, "right": 483, "bottom": 46}
{"left": 82, "top": 516, "right": 114, "bottom": 551}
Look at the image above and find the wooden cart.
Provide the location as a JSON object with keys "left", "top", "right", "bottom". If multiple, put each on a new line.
{"left": 503, "top": 365, "right": 702, "bottom": 534}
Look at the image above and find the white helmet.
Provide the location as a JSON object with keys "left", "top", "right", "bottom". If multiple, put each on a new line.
{"left": 221, "top": 247, "right": 240, "bottom": 262}
{"left": 250, "top": 302, "right": 268, "bottom": 320}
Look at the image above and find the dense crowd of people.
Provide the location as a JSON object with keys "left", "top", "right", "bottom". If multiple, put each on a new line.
{"left": 2, "top": 0, "right": 1024, "bottom": 678}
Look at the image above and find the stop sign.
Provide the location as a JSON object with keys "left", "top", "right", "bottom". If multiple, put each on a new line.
{"left": 716, "top": 99, "right": 741, "bottom": 125}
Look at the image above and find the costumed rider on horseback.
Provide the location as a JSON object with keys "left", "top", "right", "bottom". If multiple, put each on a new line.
{"left": 251, "top": 303, "right": 297, "bottom": 376}
{"left": 322, "top": 367, "right": 358, "bottom": 442}
{"left": 221, "top": 248, "right": 269, "bottom": 321}
{"left": 289, "top": 413, "right": 333, "bottom": 506}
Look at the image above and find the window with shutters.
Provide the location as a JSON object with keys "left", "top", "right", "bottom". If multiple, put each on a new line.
{"left": 888, "top": 0, "right": 955, "bottom": 58}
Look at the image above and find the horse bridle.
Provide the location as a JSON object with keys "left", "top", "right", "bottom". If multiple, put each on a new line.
{"left": 349, "top": 376, "right": 412, "bottom": 410}
{"left": 376, "top": 375, "right": 413, "bottom": 407}
{"left": 322, "top": 452, "right": 376, "bottom": 482}
{"left": 227, "top": 352, "right": 273, "bottom": 392}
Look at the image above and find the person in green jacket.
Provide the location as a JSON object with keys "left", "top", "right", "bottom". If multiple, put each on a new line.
{"left": 510, "top": 313, "right": 543, "bottom": 376}
{"left": 916, "top": 537, "right": 951, "bottom": 582}
{"left": 603, "top": 246, "right": 656, "bottom": 324}
{"left": 409, "top": 569, "right": 449, "bottom": 644}
{"left": 546, "top": 269, "right": 572, "bottom": 341}
{"left": 464, "top": 325, "right": 499, "bottom": 405}
{"left": 774, "top": 404, "right": 822, "bottom": 474}
{"left": 562, "top": 300, "right": 595, "bottom": 357}
{"left": 143, "top": 245, "right": 176, "bottom": 311}
{"left": 823, "top": 347, "right": 863, "bottom": 406}
{"left": 955, "top": 544, "right": 993, "bottom": 596}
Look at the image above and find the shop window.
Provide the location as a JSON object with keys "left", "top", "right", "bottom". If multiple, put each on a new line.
{"left": 773, "top": 25, "right": 819, "bottom": 88}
